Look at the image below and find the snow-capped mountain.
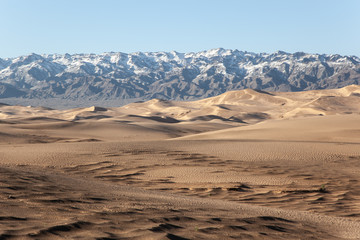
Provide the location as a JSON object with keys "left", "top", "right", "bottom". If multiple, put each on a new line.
{"left": 0, "top": 48, "right": 359, "bottom": 108}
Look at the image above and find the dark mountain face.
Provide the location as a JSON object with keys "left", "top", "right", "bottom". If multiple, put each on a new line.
{"left": 0, "top": 49, "right": 359, "bottom": 108}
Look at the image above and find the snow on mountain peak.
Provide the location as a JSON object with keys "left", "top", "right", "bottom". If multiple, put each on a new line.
{"left": 0, "top": 49, "right": 359, "bottom": 108}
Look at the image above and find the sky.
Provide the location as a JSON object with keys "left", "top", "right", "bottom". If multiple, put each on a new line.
{"left": 1, "top": 0, "right": 359, "bottom": 58}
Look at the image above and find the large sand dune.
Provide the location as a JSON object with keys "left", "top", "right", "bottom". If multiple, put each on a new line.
{"left": 1, "top": 86, "right": 360, "bottom": 239}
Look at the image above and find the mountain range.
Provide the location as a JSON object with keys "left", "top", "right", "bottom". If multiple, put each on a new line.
{"left": 0, "top": 48, "right": 359, "bottom": 108}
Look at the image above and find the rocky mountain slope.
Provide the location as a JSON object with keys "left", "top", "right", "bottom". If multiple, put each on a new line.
{"left": 0, "top": 48, "right": 359, "bottom": 108}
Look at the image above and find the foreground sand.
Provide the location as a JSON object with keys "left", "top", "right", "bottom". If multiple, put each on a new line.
{"left": 1, "top": 86, "right": 360, "bottom": 239}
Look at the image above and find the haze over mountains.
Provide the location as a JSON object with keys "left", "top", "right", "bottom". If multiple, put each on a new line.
{"left": 0, "top": 48, "right": 359, "bottom": 108}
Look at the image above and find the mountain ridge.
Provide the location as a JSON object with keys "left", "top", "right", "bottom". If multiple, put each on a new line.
{"left": 0, "top": 48, "right": 359, "bottom": 108}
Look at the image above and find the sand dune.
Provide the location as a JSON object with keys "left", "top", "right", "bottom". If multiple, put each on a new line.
{"left": 175, "top": 114, "right": 360, "bottom": 143}
{"left": 1, "top": 84, "right": 359, "bottom": 123}
{"left": 1, "top": 86, "right": 360, "bottom": 239}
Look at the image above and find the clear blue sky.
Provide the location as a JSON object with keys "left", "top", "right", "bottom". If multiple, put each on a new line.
{"left": 1, "top": 0, "right": 359, "bottom": 58}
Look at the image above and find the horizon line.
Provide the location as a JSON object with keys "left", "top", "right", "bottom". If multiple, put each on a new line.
{"left": 1, "top": 48, "right": 359, "bottom": 60}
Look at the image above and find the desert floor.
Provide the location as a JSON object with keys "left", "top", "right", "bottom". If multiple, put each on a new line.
{"left": 1, "top": 86, "right": 360, "bottom": 239}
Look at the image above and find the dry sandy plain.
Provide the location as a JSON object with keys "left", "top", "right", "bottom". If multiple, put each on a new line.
{"left": 1, "top": 85, "right": 360, "bottom": 239}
